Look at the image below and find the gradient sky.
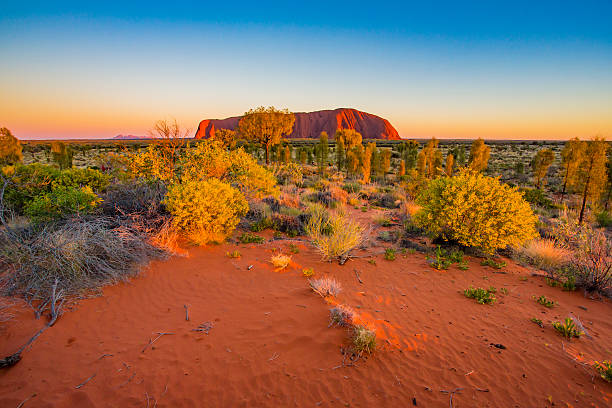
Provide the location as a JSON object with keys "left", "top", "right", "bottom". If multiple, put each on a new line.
{"left": 1, "top": 1, "right": 611, "bottom": 140}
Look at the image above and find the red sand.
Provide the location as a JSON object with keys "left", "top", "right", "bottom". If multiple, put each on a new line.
{"left": 1, "top": 231, "right": 611, "bottom": 407}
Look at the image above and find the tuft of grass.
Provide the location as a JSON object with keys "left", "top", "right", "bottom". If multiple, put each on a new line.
{"left": 464, "top": 286, "right": 496, "bottom": 304}
{"left": 270, "top": 254, "right": 291, "bottom": 270}
{"left": 238, "top": 232, "right": 265, "bottom": 244}
{"left": 552, "top": 317, "right": 584, "bottom": 339}
{"left": 374, "top": 216, "right": 393, "bottom": 227}
{"left": 384, "top": 248, "right": 396, "bottom": 261}
{"left": 329, "top": 304, "right": 355, "bottom": 327}
{"left": 593, "top": 361, "right": 612, "bottom": 382}
{"left": 309, "top": 277, "right": 342, "bottom": 298}
{"left": 302, "top": 268, "right": 315, "bottom": 277}
{"left": 481, "top": 258, "right": 506, "bottom": 269}
{"left": 352, "top": 325, "right": 376, "bottom": 354}
{"left": 522, "top": 239, "right": 570, "bottom": 270}
{"left": 530, "top": 317, "right": 544, "bottom": 327}
{"left": 368, "top": 259, "right": 377, "bottom": 265}
{"left": 534, "top": 295, "right": 556, "bottom": 308}
{"left": 288, "top": 243, "right": 300, "bottom": 254}
{"left": 226, "top": 250, "right": 241, "bottom": 258}
{"left": 305, "top": 207, "right": 364, "bottom": 264}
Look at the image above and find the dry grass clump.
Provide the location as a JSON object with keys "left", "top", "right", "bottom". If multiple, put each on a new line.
{"left": 521, "top": 238, "right": 570, "bottom": 270}
{"left": 352, "top": 325, "right": 377, "bottom": 354}
{"left": 270, "top": 254, "right": 291, "bottom": 270}
{"left": 329, "top": 304, "right": 355, "bottom": 327}
{"left": 400, "top": 198, "right": 421, "bottom": 219}
{"left": 309, "top": 277, "right": 342, "bottom": 298}
{"left": 305, "top": 205, "right": 365, "bottom": 264}
{"left": 327, "top": 185, "right": 348, "bottom": 205}
{"left": 0, "top": 217, "right": 168, "bottom": 309}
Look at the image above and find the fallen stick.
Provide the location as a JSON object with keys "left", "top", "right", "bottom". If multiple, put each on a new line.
{"left": 16, "top": 393, "right": 37, "bottom": 408}
{"left": 354, "top": 269, "right": 363, "bottom": 284}
{"left": 119, "top": 372, "right": 136, "bottom": 388}
{"left": 75, "top": 373, "right": 97, "bottom": 389}
{"left": 142, "top": 332, "right": 174, "bottom": 353}
{"left": 184, "top": 305, "right": 189, "bottom": 321}
{"left": 440, "top": 388, "right": 463, "bottom": 408}
{"left": 98, "top": 353, "right": 113, "bottom": 360}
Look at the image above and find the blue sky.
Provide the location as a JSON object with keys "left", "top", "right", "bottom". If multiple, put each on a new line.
{"left": 1, "top": 1, "right": 611, "bottom": 139}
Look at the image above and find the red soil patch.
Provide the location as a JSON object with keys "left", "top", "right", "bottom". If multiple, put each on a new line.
{"left": 1, "top": 235, "right": 611, "bottom": 407}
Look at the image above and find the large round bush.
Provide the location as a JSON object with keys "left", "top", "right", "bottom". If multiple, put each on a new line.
{"left": 414, "top": 170, "right": 537, "bottom": 254}
{"left": 164, "top": 178, "right": 249, "bottom": 245}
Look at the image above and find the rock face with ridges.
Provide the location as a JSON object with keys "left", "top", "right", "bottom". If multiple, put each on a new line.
{"left": 195, "top": 108, "right": 400, "bottom": 140}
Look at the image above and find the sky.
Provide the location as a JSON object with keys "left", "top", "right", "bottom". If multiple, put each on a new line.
{"left": 1, "top": 1, "right": 611, "bottom": 140}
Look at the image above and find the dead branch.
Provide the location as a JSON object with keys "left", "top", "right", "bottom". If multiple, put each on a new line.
{"left": 142, "top": 332, "right": 174, "bottom": 353}
{"left": 192, "top": 322, "right": 214, "bottom": 334}
{"left": 16, "top": 393, "right": 37, "bottom": 408}
{"left": 75, "top": 373, "right": 97, "bottom": 389}
{"left": 354, "top": 269, "right": 363, "bottom": 284}
{"left": 183, "top": 304, "right": 189, "bottom": 321}
{"left": 440, "top": 388, "right": 463, "bottom": 408}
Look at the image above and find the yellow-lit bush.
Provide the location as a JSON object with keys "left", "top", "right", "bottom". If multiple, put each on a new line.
{"left": 305, "top": 206, "right": 364, "bottom": 264}
{"left": 164, "top": 178, "right": 248, "bottom": 245}
{"left": 414, "top": 169, "right": 537, "bottom": 254}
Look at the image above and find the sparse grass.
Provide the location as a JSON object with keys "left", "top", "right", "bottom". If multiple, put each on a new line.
{"left": 302, "top": 268, "right": 315, "bottom": 277}
{"left": 384, "top": 248, "right": 396, "bottom": 261}
{"left": 481, "top": 258, "right": 506, "bottom": 269}
{"left": 428, "top": 246, "right": 465, "bottom": 270}
{"left": 352, "top": 325, "right": 376, "bottom": 354}
{"left": 309, "top": 277, "right": 342, "bottom": 298}
{"left": 305, "top": 207, "right": 364, "bottom": 264}
{"left": 522, "top": 238, "right": 570, "bottom": 270}
{"left": 593, "top": 361, "right": 612, "bottom": 382}
{"left": 226, "top": 250, "right": 241, "bottom": 258}
{"left": 464, "top": 286, "right": 496, "bottom": 304}
{"left": 238, "top": 232, "right": 265, "bottom": 244}
{"left": 530, "top": 317, "right": 544, "bottom": 327}
{"left": 374, "top": 216, "right": 393, "bottom": 227}
{"left": 270, "top": 254, "right": 291, "bottom": 270}
{"left": 552, "top": 317, "right": 584, "bottom": 339}
{"left": 534, "top": 295, "right": 556, "bottom": 308}
{"left": 329, "top": 304, "right": 355, "bottom": 327}
{"left": 288, "top": 243, "right": 300, "bottom": 254}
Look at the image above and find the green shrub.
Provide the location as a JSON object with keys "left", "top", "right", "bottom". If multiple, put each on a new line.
{"left": 481, "top": 258, "right": 506, "bottom": 269}
{"left": 534, "top": 295, "right": 556, "bottom": 308}
{"left": 24, "top": 186, "right": 101, "bottom": 223}
{"left": 464, "top": 286, "right": 496, "bottom": 304}
{"left": 164, "top": 178, "right": 248, "bottom": 245}
{"left": 384, "top": 248, "right": 396, "bottom": 261}
{"left": 415, "top": 170, "right": 537, "bottom": 254}
{"left": 520, "top": 188, "right": 556, "bottom": 209}
{"left": 595, "top": 211, "right": 612, "bottom": 228}
{"left": 238, "top": 232, "right": 265, "bottom": 244}
{"left": 593, "top": 361, "right": 612, "bottom": 382}
{"left": 342, "top": 182, "right": 361, "bottom": 194}
{"left": 530, "top": 317, "right": 544, "bottom": 327}
{"left": 552, "top": 317, "right": 583, "bottom": 339}
{"left": 352, "top": 325, "right": 376, "bottom": 354}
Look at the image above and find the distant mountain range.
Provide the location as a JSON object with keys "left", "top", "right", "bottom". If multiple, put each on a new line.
{"left": 195, "top": 108, "right": 400, "bottom": 140}
{"left": 113, "top": 134, "right": 151, "bottom": 140}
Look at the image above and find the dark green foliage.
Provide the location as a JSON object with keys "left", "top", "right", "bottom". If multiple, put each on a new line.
{"left": 520, "top": 188, "right": 557, "bottom": 209}
{"left": 552, "top": 317, "right": 583, "bottom": 339}
{"left": 238, "top": 232, "right": 265, "bottom": 244}
{"left": 24, "top": 186, "right": 100, "bottom": 223}
{"left": 464, "top": 286, "right": 496, "bottom": 304}
{"left": 384, "top": 248, "right": 396, "bottom": 261}
{"left": 481, "top": 258, "right": 506, "bottom": 269}
{"left": 534, "top": 295, "right": 556, "bottom": 308}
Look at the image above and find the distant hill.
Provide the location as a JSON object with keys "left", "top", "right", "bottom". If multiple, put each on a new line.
{"left": 195, "top": 108, "right": 400, "bottom": 140}
{"left": 113, "top": 134, "right": 150, "bottom": 140}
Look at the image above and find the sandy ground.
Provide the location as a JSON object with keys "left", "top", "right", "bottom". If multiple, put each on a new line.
{"left": 1, "top": 219, "right": 611, "bottom": 407}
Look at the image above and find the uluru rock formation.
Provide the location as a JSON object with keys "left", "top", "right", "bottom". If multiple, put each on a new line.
{"left": 195, "top": 108, "right": 400, "bottom": 140}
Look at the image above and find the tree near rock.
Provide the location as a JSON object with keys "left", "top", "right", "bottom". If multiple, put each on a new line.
{"left": 237, "top": 106, "right": 295, "bottom": 165}
{"left": 532, "top": 148, "right": 555, "bottom": 188}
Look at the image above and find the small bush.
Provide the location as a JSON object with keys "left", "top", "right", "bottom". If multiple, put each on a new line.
{"left": 238, "top": 232, "right": 265, "bottom": 244}
{"left": 384, "top": 248, "right": 396, "bottom": 261}
{"left": 25, "top": 186, "right": 102, "bottom": 223}
{"left": 377, "top": 230, "right": 399, "bottom": 243}
{"left": 226, "top": 250, "right": 241, "bottom": 258}
{"left": 552, "top": 317, "right": 583, "bottom": 339}
{"left": 305, "top": 209, "right": 364, "bottom": 264}
{"left": 271, "top": 254, "right": 291, "bottom": 270}
{"left": 342, "top": 182, "right": 361, "bottom": 194}
{"left": 164, "top": 178, "right": 248, "bottom": 245}
{"left": 534, "top": 295, "right": 556, "bottom": 308}
{"left": 302, "top": 268, "right": 315, "bottom": 277}
{"left": 520, "top": 188, "right": 556, "bottom": 209}
{"left": 352, "top": 325, "right": 376, "bottom": 354}
{"left": 481, "top": 258, "right": 506, "bottom": 269}
{"left": 593, "top": 361, "right": 612, "bottom": 382}
{"left": 329, "top": 305, "right": 355, "bottom": 327}
{"left": 101, "top": 180, "right": 167, "bottom": 218}
{"left": 415, "top": 169, "right": 537, "bottom": 254}
{"left": 464, "top": 286, "right": 496, "bottom": 304}
{"left": 595, "top": 211, "right": 612, "bottom": 228}
{"left": 309, "top": 277, "right": 342, "bottom": 297}
{"left": 530, "top": 317, "right": 544, "bottom": 327}
{"left": 521, "top": 239, "right": 570, "bottom": 270}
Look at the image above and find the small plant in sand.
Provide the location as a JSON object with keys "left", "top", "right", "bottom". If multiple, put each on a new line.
{"left": 534, "top": 295, "right": 556, "bottom": 308}
{"left": 238, "top": 232, "right": 265, "bottom": 244}
{"left": 429, "top": 246, "right": 452, "bottom": 270}
{"left": 305, "top": 206, "right": 364, "bottom": 264}
{"left": 368, "top": 259, "right": 377, "bottom": 265}
{"left": 530, "top": 317, "right": 544, "bottom": 327}
{"left": 481, "top": 258, "right": 506, "bottom": 269}
{"left": 302, "top": 268, "right": 315, "bottom": 277}
{"left": 309, "top": 277, "right": 342, "bottom": 298}
{"left": 352, "top": 325, "right": 377, "bottom": 354}
{"left": 522, "top": 238, "right": 570, "bottom": 270}
{"left": 384, "top": 248, "right": 396, "bottom": 261}
{"left": 375, "top": 216, "right": 393, "bottom": 227}
{"left": 270, "top": 254, "right": 291, "bottom": 270}
{"left": 593, "top": 360, "right": 612, "bottom": 382}
{"left": 464, "top": 286, "right": 496, "bottom": 304}
{"left": 226, "top": 250, "right": 241, "bottom": 259}
{"left": 288, "top": 243, "right": 300, "bottom": 254}
{"left": 552, "top": 317, "right": 584, "bottom": 339}
{"left": 329, "top": 304, "right": 356, "bottom": 327}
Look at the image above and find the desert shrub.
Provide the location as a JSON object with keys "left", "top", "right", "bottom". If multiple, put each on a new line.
{"left": 569, "top": 228, "right": 612, "bottom": 294}
{"left": 164, "top": 178, "right": 248, "bottom": 245}
{"left": 534, "top": 295, "right": 556, "bottom": 308}
{"left": 428, "top": 246, "right": 466, "bottom": 270}
{"left": 302, "top": 268, "right": 315, "bottom": 277}
{"left": 384, "top": 248, "right": 396, "bottom": 261}
{"left": 305, "top": 209, "right": 364, "bottom": 263}
{"left": 352, "top": 325, "right": 376, "bottom": 354}
{"left": 273, "top": 162, "right": 303, "bottom": 186}
{"left": 270, "top": 254, "right": 291, "bottom": 270}
{"left": 55, "top": 167, "right": 110, "bottom": 192}
{"left": 530, "top": 317, "right": 544, "bottom": 327}
{"left": 593, "top": 361, "right": 612, "bottom": 382}
{"left": 520, "top": 188, "right": 557, "bottom": 209}
{"left": 415, "top": 170, "right": 537, "bottom": 254}
{"left": 271, "top": 213, "right": 304, "bottom": 237}
{"left": 371, "top": 192, "right": 400, "bottom": 209}
{"left": 552, "top": 317, "right": 583, "bottom": 339}
{"left": 101, "top": 180, "right": 167, "bottom": 218}
{"left": 342, "top": 182, "right": 361, "bottom": 194}
{"left": 24, "top": 186, "right": 102, "bottom": 223}
{"left": 464, "top": 286, "right": 496, "bottom": 304}
{"left": 238, "top": 232, "right": 265, "bottom": 244}
{"left": 377, "top": 230, "right": 399, "bottom": 243}
{"left": 521, "top": 238, "right": 571, "bottom": 271}
{"left": 309, "top": 277, "right": 342, "bottom": 297}
{"left": 329, "top": 304, "right": 355, "bottom": 327}
{"left": 0, "top": 218, "right": 167, "bottom": 305}
{"left": 595, "top": 211, "right": 612, "bottom": 228}
{"left": 374, "top": 216, "right": 393, "bottom": 227}
{"left": 480, "top": 258, "right": 506, "bottom": 269}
